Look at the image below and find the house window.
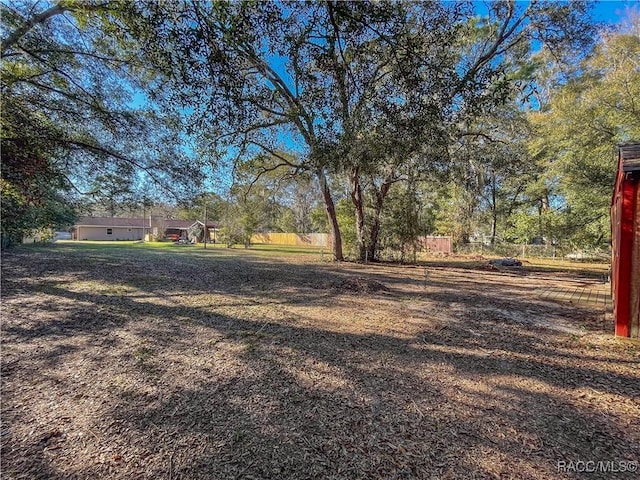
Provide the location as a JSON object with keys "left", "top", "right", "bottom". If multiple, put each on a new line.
{"left": 106, "top": 228, "right": 113, "bottom": 235}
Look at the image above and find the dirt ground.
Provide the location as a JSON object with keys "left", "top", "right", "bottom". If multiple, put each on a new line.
{"left": 1, "top": 244, "right": 639, "bottom": 479}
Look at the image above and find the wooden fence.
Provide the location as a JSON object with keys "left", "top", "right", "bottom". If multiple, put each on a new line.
{"left": 251, "top": 232, "right": 330, "bottom": 247}
{"left": 417, "top": 236, "right": 452, "bottom": 253}
{"left": 251, "top": 233, "right": 452, "bottom": 253}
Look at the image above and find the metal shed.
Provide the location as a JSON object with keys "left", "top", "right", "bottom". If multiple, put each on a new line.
{"left": 611, "top": 143, "right": 640, "bottom": 338}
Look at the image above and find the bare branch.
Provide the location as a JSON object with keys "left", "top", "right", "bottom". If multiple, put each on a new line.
{"left": 244, "top": 161, "right": 296, "bottom": 198}
{"left": 247, "top": 140, "right": 304, "bottom": 169}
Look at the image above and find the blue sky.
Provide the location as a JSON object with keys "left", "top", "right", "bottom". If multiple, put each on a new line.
{"left": 136, "top": 1, "right": 640, "bottom": 197}
{"left": 591, "top": 0, "right": 638, "bottom": 23}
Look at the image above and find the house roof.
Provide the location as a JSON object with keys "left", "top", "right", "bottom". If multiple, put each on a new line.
{"left": 620, "top": 143, "right": 640, "bottom": 172}
{"left": 164, "top": 219, "right": 195, "bottom": 229}
{"left": 74, "top": 217, "right": 219, "bottom": 229}
{"left": 164, "top": 220, "right": 219, "bottom": 229}
{"left": 74, "top": 217, "right": 148, "bottom": 227}
{"left": 197, "top": 220, "right": 220, "bottom": 229}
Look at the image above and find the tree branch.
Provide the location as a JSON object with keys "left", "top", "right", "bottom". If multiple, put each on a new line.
{"left": 17, "top": 78, "right": 108, "bottom": 115}
{"left": 27, "top": 47, "right": 130, "bottom": 65}
{"left": 18, "top": 46, "right": 104, "bottom": 107}
{"left": 66, "top": 139, "right": 168, "bottom": 192}
{"left": 1, "top": 4, "right": 66, "bottom": 56}
{"left": 327, "top": 1, "right": 357, "bottom": 121}
{"left": 459, "top": 131, "right": 507, "bottom": 144}
{"left": 1, "top": 2, "right": 110, "bottom": 57}
{"left": 454, "top": 1, "right": 528, "bottom": 99}
{"left": 247, "top": 140, "right": 304, "bottom": 169}
{"left": 235, "top": 43, "right": 317, "bottom": 144}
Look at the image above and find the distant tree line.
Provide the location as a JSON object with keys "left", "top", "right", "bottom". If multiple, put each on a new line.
{"left": 2, "top": 1, "right": 638, "bottom": 259}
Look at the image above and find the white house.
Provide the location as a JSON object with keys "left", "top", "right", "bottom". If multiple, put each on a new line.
{"left": 72, "top": 217, "right": 147, "bottom": 241}
{"left": 71, "top": 217, "right": 219, "bottom": 242}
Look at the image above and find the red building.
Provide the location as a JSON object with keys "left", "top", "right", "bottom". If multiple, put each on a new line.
{"left": 611, "top": 143, "right": 640, "bottom": 338}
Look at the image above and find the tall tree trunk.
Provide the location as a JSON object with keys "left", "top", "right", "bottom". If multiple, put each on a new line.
{"left": 350, "top": 166, "right": 367, "bottom": 261}
{"left": 537, "top": 189, "right": 550, "bottom": 238}
{"left": 366, "top": 180, "right": 392, "bottom": 262}
{"left": 317, "top": 169, "right": 343, "bottom": 261}
{"left": 490, "top": 170, "right": 497, "bottom": 244}
{"left": 541, "top": 190, "right": 550, "bottom": 211}
{"left": 367, "top": 213, "right": 381, "bottom": 262}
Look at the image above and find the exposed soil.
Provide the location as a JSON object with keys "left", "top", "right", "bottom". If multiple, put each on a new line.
{"left": 1, "top": 244, "right": 639, "bottom": 479}
{"left": 331, "top": 277, "right": 389, "bottom": 294}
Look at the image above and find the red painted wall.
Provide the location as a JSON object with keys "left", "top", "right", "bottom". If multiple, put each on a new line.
{"left": 611, "top": 154, "right": 640, "bottom": 338}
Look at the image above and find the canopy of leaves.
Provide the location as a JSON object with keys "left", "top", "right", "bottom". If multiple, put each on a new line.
{"left": 1, "top": 1, "right": 202, "bottom": 244}
{"left": 527, "top": 19, "right": 640, "bottom": 247}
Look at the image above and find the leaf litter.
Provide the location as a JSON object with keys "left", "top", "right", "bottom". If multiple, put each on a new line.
{"left": 1, "top": 245, "right": 638, "bottom": 479}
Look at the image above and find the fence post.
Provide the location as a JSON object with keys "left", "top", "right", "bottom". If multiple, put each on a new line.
{"left": 522, "top": 244, "right": 526, "bottom": 258}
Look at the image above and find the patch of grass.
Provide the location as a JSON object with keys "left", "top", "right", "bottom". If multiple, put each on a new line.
{"left": 245, "top": 243, "right": 325, "bottom": 255}
{"left": 232, "top": 429, "right": 247, "bottom": 444}
{"left": 23, "top": 240, "right": 326, "bottom": 258}
{"left": 132, "top": 345, "right": 161, "bottom": 376}
{"left": 103, "top": 285, "right": 131, "bottom": 296}
{"left": 237, "top": 329, "right": 267, "bottom": 353}
{"left": 133, "top": 345, "right": 155, "bottom": 363}
{"left": 18, "top": 240, "right": 610, "bottom": 279}
{"left": 521, "top": 257, "right": 610, "bottom": 277}
{"left": 243, "top": 339, "right": 257, "bottom": 352}
{"left": 420, "top": 254, "right": 609, "bottom": 278}
{"left": 238, "top": 330, "right": 266, "bottom": 338}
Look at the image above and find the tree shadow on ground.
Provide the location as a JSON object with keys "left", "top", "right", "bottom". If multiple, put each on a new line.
{"left": 1, "top": 245, "right": 638, "bottom": 479}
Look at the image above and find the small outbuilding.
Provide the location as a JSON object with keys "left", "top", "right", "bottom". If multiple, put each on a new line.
{"left": 72, "top": 217, "right": 147, "bottom": 241}
{"left": 162, "top": 219, "right": 219, "bottom": 243}
{"left": 71, "top": 217, "right": 219, "bottom": 243}
{"left": 611, "top": 143, "right": 640, "bottom": 338}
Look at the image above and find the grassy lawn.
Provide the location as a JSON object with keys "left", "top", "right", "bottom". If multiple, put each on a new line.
{"left": 49, "top": 240, "right": 328, "bottom": 257}
{"left": 48, "top": 241, "right": 611, "bottom": 276}
{"left": 1, "top": 243, "right": 637, "bottom": 479}
{"left": 419, "top": 254, "right": 610, "bottom": 279}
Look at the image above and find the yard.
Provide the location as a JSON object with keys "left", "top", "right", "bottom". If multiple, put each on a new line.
{"left": 1, "top": 242, "right": 638, "bottom": 479}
